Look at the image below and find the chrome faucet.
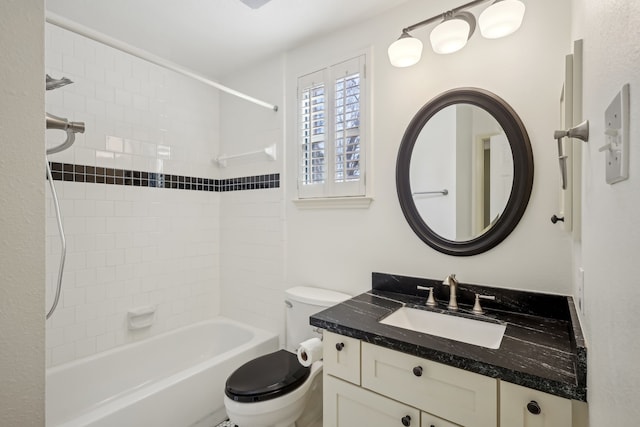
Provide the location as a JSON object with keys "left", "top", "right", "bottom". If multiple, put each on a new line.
{"left": 442, "top": 274, "right": 459, "bottom": 310}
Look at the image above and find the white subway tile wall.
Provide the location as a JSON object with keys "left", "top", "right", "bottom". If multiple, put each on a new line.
{"left": 45, "top": 24, "right": 219, "bottom": 178}
{"left": 220, "top": 189, "right": 285, "bottom": 345}
{"left": 45, "top": 24, "right": 221, "bottom": 367}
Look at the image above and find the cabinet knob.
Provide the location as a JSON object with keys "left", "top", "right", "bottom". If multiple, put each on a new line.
{"left": 401, "top": 415, "right": 411, "bottom": 426}
{"left": 527, "top": 400, "right": 541, "bottom": 415}
{"left": 412, "top": 366, "right": 423, "bottom": 377}
{"left": 335, "top": 342, "right": 345, "bottom": 351}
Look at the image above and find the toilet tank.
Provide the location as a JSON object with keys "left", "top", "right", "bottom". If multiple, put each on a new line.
{"left": 284, "top": 286, "right": 351, "bottom": 352}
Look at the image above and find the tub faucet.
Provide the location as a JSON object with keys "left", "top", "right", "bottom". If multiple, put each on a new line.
{"left": 443, "top": 274, "right": 459, "bottom": 310}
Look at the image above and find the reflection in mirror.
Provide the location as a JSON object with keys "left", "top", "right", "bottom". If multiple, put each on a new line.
{"left": 409, "top": 104, "right": 514, "bottom": 241}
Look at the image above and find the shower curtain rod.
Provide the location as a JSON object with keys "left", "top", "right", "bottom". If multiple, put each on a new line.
{"left": 45, "top": 12, "right": 279, "bottom": 112}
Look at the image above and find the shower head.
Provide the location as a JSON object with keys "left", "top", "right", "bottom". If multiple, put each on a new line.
{"left": 46, "top": 74, "right": 74, "bottom": 90}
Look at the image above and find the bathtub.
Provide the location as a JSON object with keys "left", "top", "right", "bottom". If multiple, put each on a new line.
{"left": 46, "top": 317, "right": 279, "bottom": 427}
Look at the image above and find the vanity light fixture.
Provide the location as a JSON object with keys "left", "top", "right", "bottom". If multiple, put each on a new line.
{"left": 388, "top": 0, "right": 526, "bottom": 67}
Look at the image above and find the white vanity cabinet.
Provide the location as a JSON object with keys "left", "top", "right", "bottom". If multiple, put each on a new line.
{"left": 500, "top": 380, "right": 572, "bottom": 427}
{"left": 323, "top": 331, "right": 582, "bottom": 427}
{"left": 323, "top": 331, "right": 495, "bottom": 427}
{"left": 324, "top": 371, "right": 458, "bottom": 427}
{"left": 361, "top": 342, "right": 497, "bottom": 427}
{"left": 421, "top": 413, "right": 460, "bottom": 427}
{"left": 324, "top": 375, "right": 421, "bottom": 427}
{"left": 322, "top": 331, "right": 361, "bottom": 385}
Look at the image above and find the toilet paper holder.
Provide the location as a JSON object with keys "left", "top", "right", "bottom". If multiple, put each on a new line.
{"left": 297, "top": 337, "right": 323, "bottom": 367}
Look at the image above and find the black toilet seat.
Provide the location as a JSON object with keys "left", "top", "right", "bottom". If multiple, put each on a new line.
{"left": 225, "top": 349, "right": 311, "bottom": 403}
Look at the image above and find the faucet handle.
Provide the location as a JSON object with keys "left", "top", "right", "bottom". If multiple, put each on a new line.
{"left": 472, "top": 294, "right": 496, "bottom": 315}
{"left": 417, "top": 286, "right": 437, "bottom": 307}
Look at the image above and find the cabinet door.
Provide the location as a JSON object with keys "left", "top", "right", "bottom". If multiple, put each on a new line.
{"left": 324, "top": 375, "right": 420, "bottom": 427}
{"left": 500, "top": 381, "right": 572, "bottom": 427}
{"left": 422, "top": 412, "right": 461, "bottom": 427}
{"left": 323, "top": 331, "right": 361, "bottom": 385}
{"left": 362, "top": 342, "right": 497, "bottom": 427}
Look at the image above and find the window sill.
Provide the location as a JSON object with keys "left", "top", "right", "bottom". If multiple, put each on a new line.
{"left": 292, "top": 196, "right": 373, "bottom": 210}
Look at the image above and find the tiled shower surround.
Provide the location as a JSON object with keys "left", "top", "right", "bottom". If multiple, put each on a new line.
{"left": 45, "top": 180, "right": 220, "bottom": 366}
{"left": 45, "top": 25, "right": 280, "bottom": 367}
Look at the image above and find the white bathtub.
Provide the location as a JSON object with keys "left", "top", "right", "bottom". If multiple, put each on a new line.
{"left": 46, "top": 317, "right": 279, "bottom": 427}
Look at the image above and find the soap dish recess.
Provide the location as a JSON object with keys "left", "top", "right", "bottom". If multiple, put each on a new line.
{"left": 127, "top": 305, "right": 157, "bottom": 330}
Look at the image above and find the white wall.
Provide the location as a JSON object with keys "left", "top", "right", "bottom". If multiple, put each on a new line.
{"left": 44, "top": 25, "right": 221, "bottom": 366}
{"left": 0, "top": 0, "right": 46, "bottom": 424}
{"left": 572, "top": 0, "right": 640, "bottom": 424}
{"left": 284, "top": 0, "right": 573, "bottom": 297}
{"left": 217, "top": 0, "right": 574, "bottom": 342}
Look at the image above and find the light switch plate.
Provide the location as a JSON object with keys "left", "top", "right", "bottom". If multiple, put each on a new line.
{"left": 603, "top": 84, "right": 630, "bottom": 184}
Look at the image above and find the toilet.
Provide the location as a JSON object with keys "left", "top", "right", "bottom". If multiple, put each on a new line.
{"left": 224, "top": 286, "right": 351, "bottom": 427}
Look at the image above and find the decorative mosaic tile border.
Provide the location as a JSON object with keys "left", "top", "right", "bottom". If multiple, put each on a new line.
{"left": 48, "top": 162, "right": 280, "bottom": 192}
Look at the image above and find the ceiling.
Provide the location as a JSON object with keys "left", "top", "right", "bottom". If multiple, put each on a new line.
{"left": 46, "top": 0, "right": 410, "bottom": 79}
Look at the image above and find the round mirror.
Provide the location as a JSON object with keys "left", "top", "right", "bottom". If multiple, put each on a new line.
{"left": 396, "top": 88, "right": 533, "bottom": 256}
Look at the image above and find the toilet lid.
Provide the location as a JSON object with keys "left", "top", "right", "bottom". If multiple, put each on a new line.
{"left": 225, "top": 349, "right": 311, "bottom": 403}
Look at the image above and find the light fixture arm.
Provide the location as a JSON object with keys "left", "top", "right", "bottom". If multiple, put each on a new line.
{"left": 402, "top": 0, "right": 492, "bottom": 34}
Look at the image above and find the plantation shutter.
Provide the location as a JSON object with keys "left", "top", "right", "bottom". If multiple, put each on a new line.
{"left": 298, "top": 69, "right": 328, "bottom": 198}
{"left": 297, "top": 54, "right": 366, "bottom": 199}
{"left": 331, "top": 56, "right": 365, "bottom": 197}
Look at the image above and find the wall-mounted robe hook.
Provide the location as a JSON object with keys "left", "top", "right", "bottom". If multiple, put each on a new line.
{"left": 553, "top": 120, "right": 589, "bottom": 189}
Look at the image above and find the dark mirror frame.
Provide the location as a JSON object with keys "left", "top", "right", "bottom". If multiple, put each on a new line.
{"left": 396, "top": 87, "right": 534, "bottom": 256}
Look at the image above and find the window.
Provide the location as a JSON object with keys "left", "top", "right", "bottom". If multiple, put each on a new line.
{"left": 297, "top": 55, "right": 366, "bottom": 199}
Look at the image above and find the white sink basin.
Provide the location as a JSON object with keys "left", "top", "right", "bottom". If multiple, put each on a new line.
{"left": 379, "top": 307, "right": 506, "bottom": 349}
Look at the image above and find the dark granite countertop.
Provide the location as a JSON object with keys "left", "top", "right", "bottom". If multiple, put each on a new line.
{"left": 310, "top": 272, "right": 587, "bottom": 402}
